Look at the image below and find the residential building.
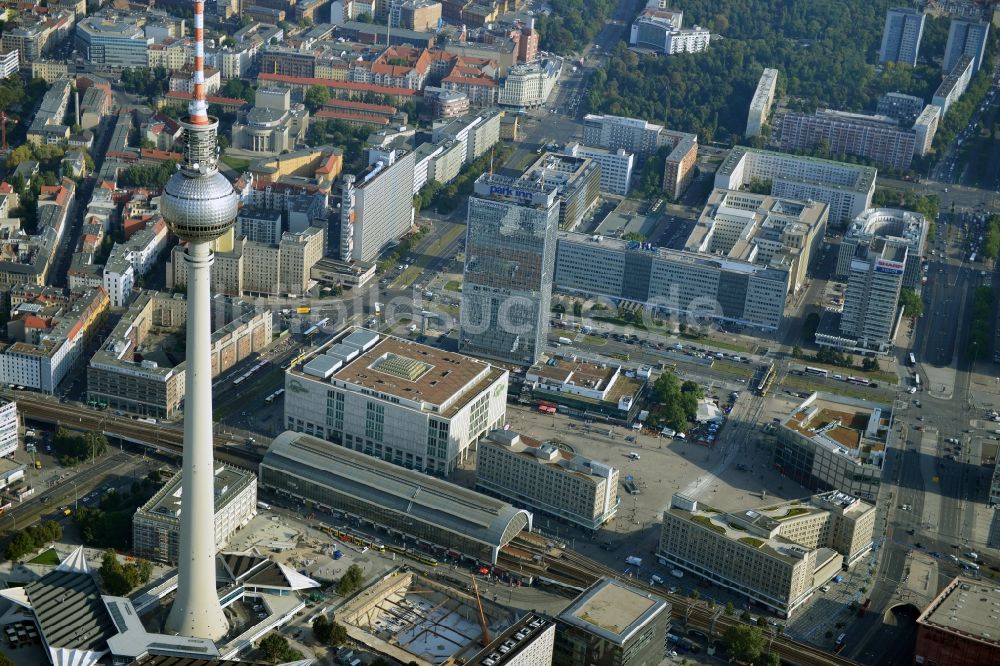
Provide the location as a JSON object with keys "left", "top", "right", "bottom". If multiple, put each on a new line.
{"left": 554, "top": 232, "right": 789, "bottom": 331}
{"left": 431, "top": 109, "right": 502, "bottom": 164}
{"left": 944, "top": 18, "right": 990, "bottom": 74}
{"left": 933, "top": 55, "right": 975, "bottom": 117}
{"left": 660, "top": 130, "right": 698, "bottom": 199}
{"left": 261, "top": 45, "right": 317, "bottom": 79}
{"left": 826, "top": 239, "right": 907, "bottom": 353}
{"left": 476, "top": 430, "right": 619, "bottom": 530}
{"left": 260, "top": 431, "right": 531, "bottom": 563}
{"left": 912, "top": 104, "right": 940, "bottom": 157}
{"left": 689, "top": 188, "right": 828, "bottom": 294}
{"left": 879, "top": 7, "right": 925, "bottom": 66}
{"left": 0, "top": 399, "right": 18, "bottom": 458}
{"left": 76, "top": 14, "right": 152, "bottom": 70}
{"left": 133, "top": 465, "right": 257, "bottom": 564}
{"left": 284, "top": 327, "right": 508, "bottom": 475}
{"left": 876, "top": 92, "right": 925, "bottom": 124}
{"left": 837, "top": 208, "right": 927, "bottom": 289}
{"left": 168, "top": 65, "right": 221, "bottom": 95}
{"left": 102, "top": 218, "right": 170, "bottom": 307}
{"left": 523, "top": 152, "right": 601, "bottom": 230}
{"left": 0, "top": 287, "right": 109, "bottom": 393}
{"left": 714, "top": 147, "right": 877, "bottom": 224}
{"left": 339, "top": 148, "right": 415, "bottom": 262}
{"left": 773, "top": 392, "right": 891, "bottom": 501}
{"left": 460, "top": 174, "right": 560, "bottom": 366}
{"left": 554, "top": 579, "right": 670, "bottom": 666}
{"left": 79, "top": 86, "right": 112, "bottom": 131}
{"left": 231, "top": 87, "right": 310, "bottom": 153}
{"left": 398, "top": 0, "right": 442, "bottom": 31}
{"left": 498, "top": 58, "right": 561, "bottom": 108}
{"left": 467, "top": 614, "right": 555, "bottom": 666}
{"left": 30, "top": 60, "right": 69, "bottom": 82}
{"left": 1, "top": 11, "right": 73, "bottom": 63}
{"left": 235, "top": 208, "right": 283, "bottom": 244}
{"left": 563, "top": 143, "right": 634, "bottom": 196}
{"left": 26, "top": 79, "right": 72, "bottom": 147}
{"left": 440, "top": 57, "right": 500, "bottom": 108}
{"left": 425, "top": 86, "right": 471, "bottom": 118}
{"left": 779, "top": 109, "right": 916, "bottom": 171}
{"left": 582, "top": 113, "right": 663, "bottom": 155}
{"left": 746, "top": 68, "right": 779, "bottom": 137}
{"left": 87, "top": 292, "right": 272, "bottom": 418}
{"left": 168, "top": 226, "right": 325, "bottom": 296}
{"left": 658, "top": 491, "right": 876, "bottom": 618}
{"left": 0, "top": 49, "right": 18, "bottom": 80}
{"left": 915, "top": 577, "right": 1000, "bottom": 666}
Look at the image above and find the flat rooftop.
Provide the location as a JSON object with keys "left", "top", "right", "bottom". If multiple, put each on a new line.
{"left": 919, "top": 577, "right": 1000, "bottom": 646}
{"left": 484, "top": 430, "right": 615, "bottom": 483}
{"left": 717, "top": 147, "right": 877, "bottom": 193}
{"left": 559, "top": 579, "right": 667, "bottom": 645}
{"left": 781, "top": 393, "right": 891, "bottom": 460}
{"left": 136, "top": 464, "right": 255, "bottom": 522}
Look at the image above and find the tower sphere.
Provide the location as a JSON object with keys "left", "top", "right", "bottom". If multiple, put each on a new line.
{"left": 161, "top": 168, "right": 239, "bottom": 243}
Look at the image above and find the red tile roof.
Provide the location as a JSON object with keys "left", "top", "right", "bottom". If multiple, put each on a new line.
{"left": 315, "top": 109, "right": 390, "bottom": 125}
{"left": 258, "top": 73, "right": 418, "bottom": 97}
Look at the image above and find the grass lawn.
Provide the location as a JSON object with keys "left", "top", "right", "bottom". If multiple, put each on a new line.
{"left": 392, "top": 225, "right": 466, "bottom": 290}
{"left": 713, "top": 361, "right": 755, "bottom": 379}
{"left": 798, "top": 361, "right": 896, "bottom": 384}
{"left": 220, "top": 155, "right": 250, "bottom": 171}
{"left": 445, "top": 280, "right": 462, "bottom": 292}
{"left": 782, "top": 375, "right": 892, "bottom": 402}
{"left": 583, "top": 334, "right": 606, "bottom": 346}
{"left": 28, "top": 548, "right": 60, "bottom": 566}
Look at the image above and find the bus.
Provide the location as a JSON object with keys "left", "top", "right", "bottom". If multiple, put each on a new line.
{"left": 805, "top": 366, "right": 829, "bottom": 377}
{"left": 296, "top": 306, "right": 311, "bottom": 314}
{"left": 907, "top": 353, "right": 916, "bottom": 366}
{"left": 847, "top": 376, "right": 871, "bottom": 386}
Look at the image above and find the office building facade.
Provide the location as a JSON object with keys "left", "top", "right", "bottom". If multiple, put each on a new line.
{"left": 837, "top": 208, "right": 927, "bottom": 289}
{"left": 476, "top": 430, "right": 619, "bottom": 530}
{"left": 582, "top": 114, "right": 663, "bottom": 156}
{"left": 0, "top": 399, "right": 17, "bottom": 458}
{"left": 564, "top": 143, "right": 635, "bottom": 196}
{"left": 661, "top": 131, "right": 698, "bottom": 199}
{"left": 339, "top": 148, "right": 415, "bottom": 262}
{"left": 460, "top": 175, "right": 559, "bottom": 366}
{"left": 468, "top": 614, "right": 555, "bottom": 666}
{"left": 837, "top": 240, "right": 906, "bottom": 353}
{"left": 879, "top": 7, "right": 925, "bottom": 66}
{"left": 554, "top": 232, "right": 789, "bottom": 331}
{"left": 715, "top": 147, "right": 876, "bottom": 224}
{"left": 284, "top": 328, "right": 508, "bottom": 475}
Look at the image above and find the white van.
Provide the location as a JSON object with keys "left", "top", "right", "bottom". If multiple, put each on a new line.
{"left": 627, "top": 452, "right": 641, "bottom": 460}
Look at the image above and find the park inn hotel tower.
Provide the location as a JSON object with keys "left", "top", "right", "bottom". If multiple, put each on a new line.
{"left": 459, "top": 174, "right": 560, "bottom": 366}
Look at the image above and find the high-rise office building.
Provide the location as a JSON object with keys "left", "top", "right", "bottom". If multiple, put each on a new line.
{"left": 944, "top": 19, "right": 990, "bottom": 74}
{"left": 879, "top": 7, "right": 925, "bottom": 66}
{"left": 460, "top": 174, "right": 559, "bottom": 366}
{"left": 839, "top": 240, "right": 907, "bottom": 353}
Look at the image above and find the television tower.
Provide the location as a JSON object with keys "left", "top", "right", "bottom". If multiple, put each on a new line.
{"left": 160, "top": 0, "right": 238, "bottom": 641}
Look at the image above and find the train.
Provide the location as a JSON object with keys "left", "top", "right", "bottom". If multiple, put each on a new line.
{"left": 314, "top": 524, "right": 439, "bottom": 566}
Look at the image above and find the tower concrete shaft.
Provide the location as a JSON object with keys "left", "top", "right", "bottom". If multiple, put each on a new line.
{"left": 163, "top": 241, "right": 229, "bottom": 640}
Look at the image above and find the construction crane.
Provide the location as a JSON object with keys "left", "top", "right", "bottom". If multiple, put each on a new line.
{"left": 470, "top": 573, "right": 490, "bottom": 646}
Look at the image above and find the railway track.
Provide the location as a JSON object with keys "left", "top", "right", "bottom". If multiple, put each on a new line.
{"left": 510, "top": 537, "right": 857, "bottom": 666}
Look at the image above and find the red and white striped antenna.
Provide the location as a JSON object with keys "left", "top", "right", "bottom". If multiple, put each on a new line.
{"left": 189, "top": 0, "right": 209, "bottom": 125}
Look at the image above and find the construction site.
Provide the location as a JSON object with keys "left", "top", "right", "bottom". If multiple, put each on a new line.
{"left": 335, "top": 570, "right": 517, "bottom": 666}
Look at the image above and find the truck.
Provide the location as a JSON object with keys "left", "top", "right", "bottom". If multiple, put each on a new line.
{"left": 558, "top": 336, "right": 573, "bottom": 345}
{"left": 625, "top": 555, "right": 642, "bottom": 567}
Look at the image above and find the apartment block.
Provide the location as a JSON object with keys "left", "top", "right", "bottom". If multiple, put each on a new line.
{"left": 476, "top": 430, "right": 619, "bottom": 530}
{"left": 284, "top": 328, "right": 508, "bottom": 475}
{"left": 563, "top": 142, "right": 634, "bottom": 196}
{"left": 774, "top": 392, "right": 891, "bottom": 501}
{"left": 459, "top": 175, "right": 559, "bottom": 366}
{"left": 661, "top": 130, "right": 698, "bottom": 199}
{"left": 523, "top": 153, "right": 601, "bottom": 230}
{"left": 0, "top": 287, "right": 109, "bottom": 394}
{"left": 554, "top": 232, "right": 789, "bottom": 331}
{"left": 133, "top": 465, "right": 256, "bottom": 564}
{"left": 879, "top": 7, "right": 925, "bottom": 66}
{"left": 339, "top": 148, "right": 415, "bottom": 262}
{"left": 933, "top": 55, "right": 975, "bottom": 117}
{"left": 944, "top": 18, "right": 990, "bottom": 74}
{"left": 582, "top": 114, "right": 663, "bottom": 155}
{"left": 837, "top": 207, "right": 927, "bottom": 289}
{"left": 555, "top": 579, "right": 670, "bottom": 666}
{"left": 103, "top": 218, "right": 170, "bottom": 308}
{"left": 779, "top": 109, "right": 916, "bottom": 171}
{"left": 876, "top": 92, "right": 925, "bottom": 124}
{"left": 0, "top": 49, "right": 18, "bottom": 80}
{"left": 715, "top": 147, "right": 876, "bottom": 224}
{"left": 87, "top": 292, "right": 272, "bottom": 418}
{"left": 431, "top": 109, "right": 502, "bottom": 164}
{"left": 689, "top": 188, "right": 828, "bottom": 294}
{"left": 746, "top": 68, "right": 779, "bottom": 137}
{"left": 658, "top": 491, "right": 875, "bottom": 618}
{"left": 0, "top": 399, "right": 16, "bottom": 458}
{"left": 912, "top": 104, "right": 940, "bottom": 156}
{"left": 235, "top": 208, "right": 283, "bottom": 245}
{"left": 398, "top": 0, "right": 442, "bottom": 31}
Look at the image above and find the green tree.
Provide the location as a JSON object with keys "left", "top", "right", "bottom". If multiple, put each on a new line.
{"left": 724, "top": 601, "right": 736, "bottom": 615}
{"left": 722, "top": 624, "right": 766, "bottom": 664}
{"left": 313, "top": 615, "right": 349, "bottom": 646}
{"left": 763, "top": 652, "right": 782, "bottom": 666}
{"left": 572, "top": 300, "right": 583, "bottom": 317}
{"left": 259, "top": 632, "right": 292, "bottom": 663}
{"left": 6, "top": 145, "right": 32, "bottom": 168}
{"left": 897, "top": 289, "right": 923, "bottom": 318}
{"left": 336, "top": 564, "right": 367, "bottom": 596}
{"left": 304, "top": 84, "right": 330, "bottom": 112}
{"left": 0, "top": 653, "right": 15, "bottom": 666}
